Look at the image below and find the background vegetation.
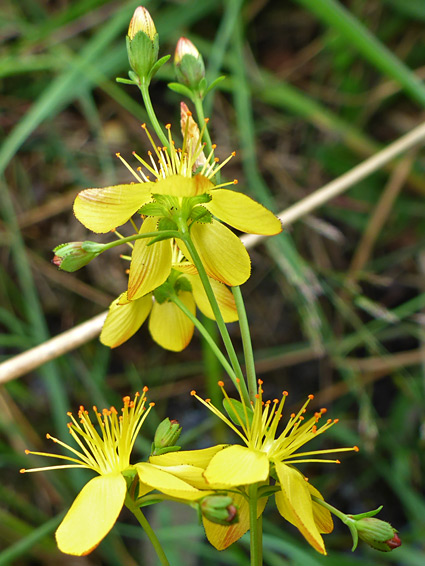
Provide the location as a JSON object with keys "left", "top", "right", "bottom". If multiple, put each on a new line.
{"left": 1, "top": 0, "right": 424, "bottom": 564}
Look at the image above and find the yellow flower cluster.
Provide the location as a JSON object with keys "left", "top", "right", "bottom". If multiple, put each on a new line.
{"left": 73, "top": 106, "right": 281, "bottom": 351}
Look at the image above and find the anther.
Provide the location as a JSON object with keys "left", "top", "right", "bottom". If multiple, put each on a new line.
{"left": 258, "top": 379, "right": 263, "bottom": 385}
{"left": 336, "top": 460, "right": 341, "bottom": 464}
{"left": 308, "top": 394, "right": 314, "bottom": 400}
{"left": 205, "top": 398, "right": 211, "bottom": 403}
{"left": 233, "top": 179, "right": 238, "bottom": 184}
{"left": 353, "top": 445, "right": 359, "bottom": 452}
{"left": 20, "top": 469, "right": 26, "bottom": 473}
{"left": 283, "top": 391, "right": 288, "bottom": 396}
{"left": 218, "top": 381, "right": 224, "bottom": 387}
{"left": 143, "top": 386, "right": 149, "bottom": 392}
{"left": 24, "top": 449, "right": 30, "bottom": 454}
{"left": 115, "top": 152, "right": 121, "bottom": 157}
{"left": 149, "top": 402, "right": 155, "bottom": 407}
{"left": 165, "top": 124, "right": 171, "bottom": 130}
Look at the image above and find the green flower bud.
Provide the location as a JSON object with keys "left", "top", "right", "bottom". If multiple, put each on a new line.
{"left": 52, "top": 241, "right": 103, "bottom": 272}
{"left": 174, "top": 37, "right": 205, "bottom": 90}
{"left": 200, "top": 495, "right": 238, "bottom": 526}
{"left": 126, "top": 6, "right": 159, "bottom": 82}
{"left": 349, "top": 515, "right": 401, "bottom": 552}
{"left": 151, "top": 418, "right": 182, "bottom": 456}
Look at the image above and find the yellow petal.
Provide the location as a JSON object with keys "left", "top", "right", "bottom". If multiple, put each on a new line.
{"left": 207, "top": 189, "right": 282, "bottom": 235}
{"left": 173, "top": 262, "right": 199, "bottom": 275}
{"left": 56, "top": 474, "right": 126, "bottom": 556}
{"left": 100, "top": 293, "right": 152, "bottom": 348}
{"left": 308, "top": 483, "right": 334, "bottom": 534}
{"left": 135, "top": 463, "right": 206, "bottom": 501}
{"left": 275, "top": 463, "right": 326, "bottom": 555}
{"left": 74, "top": 183, "right": 152, "bottom": 233}
{"left": 149, "top": 445, "right": 228, "bottom": 469}
{"left": 203, "top": 488, "right": 268, "bottom": 550}
{"left": 153, "top": 174, "right": 212, "bottom": 196}
{"left": 187, "top": 274, "right": 238, "bottom": 322}
{"left": 128, "top": 217, "right": 173, "bottom": 300}
{"left": 150, "top": 464, "right": 211, "bottom": 490}
{"left": 178, "top": 220, "right": 251, "bottom": 286}
{"left": 148, "top": 291, "right": 195, "bottom": 351}
{"left": 204, "top": 445, "right": 269, "bottom": 487}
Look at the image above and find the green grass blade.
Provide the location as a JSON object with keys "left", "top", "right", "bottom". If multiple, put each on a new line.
{"left": 293, "top": 0, "right": 425, "bottom": 107}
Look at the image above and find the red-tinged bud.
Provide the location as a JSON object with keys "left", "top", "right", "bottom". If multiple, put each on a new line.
{"left": 52, "top": 241, "right": 104, "bottom": 272}
{"left": 180, "top": 102, "right": 206, "bottom": 170}
{"left": 175, "top": 37, "right": 200, "bottom": 63}
{"left": 386, "top": 533, "right": 401, "bottom": 550}
{"left": 351, "top": 516, "right": 401, "bottom": 552}
{"left": 126, "top": 6, "right": 159, "bottom": 82}
{"left": 200, "top": 495, "right": 238, "bottom": 526}
{"left": 174, "top": 37, "right": 205, "bottom": 90}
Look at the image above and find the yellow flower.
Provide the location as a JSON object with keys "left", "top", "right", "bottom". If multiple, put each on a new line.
{"left": 190, "top": 380, "right": 359, "bottom": 554}
{"left": 100, "top": 261, "right": 238, "bottom": 351}
{"left": 73, "top": 118, "right": 282, "bottom": 300}
{"left": 21, "top": 391, "right": 207, "bottom": 556}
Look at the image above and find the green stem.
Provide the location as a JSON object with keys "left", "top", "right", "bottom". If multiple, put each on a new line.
{"left": 248, "top": 483, "right": 262, "bottom": 566}
{"left": 177, "top": 219, "right": 249, "bottom": 404}
{"left": 193, "top": 96, "right": 213, "bottom": 157}
{"left": 100, "top": 230, "right": 180, "bottom": 252}
{"left": 139, "top": 79, "right": 169, "bottom": 148}
{"left": 232, "top": 286, "right": 257, "bottom": 400}
{"left": 125, "top": 495, "right": 169, "bottom": 566}
{"left": 311, "top": 496, "right": 350, "bottom": 525}
{"left": 311, "top": 496, "right": 359, "bottom": 551}
{"left": 171, "top": 294, "right": 239, "bottom": 383}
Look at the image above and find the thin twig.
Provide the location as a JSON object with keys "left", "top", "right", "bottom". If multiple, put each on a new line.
{"left": 242, "top": 119, "right": 425, "bottom": 248}
{"left": 0, "top": 313, "right": 107, "bottom": 384}
{"left": 3, "top": 119, "right": 425, "bottom": 384}
{"left": 346, "top": 151, "right": 415, "bottom": 281}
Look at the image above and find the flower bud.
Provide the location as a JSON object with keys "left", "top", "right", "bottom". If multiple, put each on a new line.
{"left": 128, "top": 6, "right": 156, "bottom": 40}
{"left": 180, "top": 102, "right": 206, "bottom": 170}
{"left": 52, "top": 241, "right": 103, "bottom": 272}
{"left": 174, "top": 37, "right": 205, "bottom": 90}
{"left": 126, "top": 6, "right": 159, "bottom": 82}
{"left": 151, "top": 418, "right": 182, "bottom": 456}
{"left": 200, "top": 495, "right": 238, "bottom": 526}
{"left": 351, "top": 516, "right": 401, "bottom": 552}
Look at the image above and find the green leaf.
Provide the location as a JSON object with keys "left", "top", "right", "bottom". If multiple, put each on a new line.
{"left": 223, "top": 398, "right": 253, "bottom": 428}
{"left": 167, "top": 82, "right": 194, "bottom": 99}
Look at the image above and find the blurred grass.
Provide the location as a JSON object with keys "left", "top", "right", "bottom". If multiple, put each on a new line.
{"left": 1, "top": 0, "right": 425, "bottom": 564}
